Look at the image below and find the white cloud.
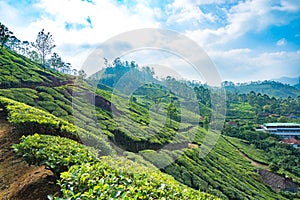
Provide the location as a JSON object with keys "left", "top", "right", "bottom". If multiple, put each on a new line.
{"left": 1, "top": 0, "right": 299, "bottom": 82}
{"left": 276, "top": 38, "right": 287, "bottom": 46}
{"left": 166, "top": 0, "right": 217, "bottom": 27}
{"left": 1, "top": 0, "right": 160, "bottom": 68}
{"left": 272, "top": 0, "right": 300, "bottom": 12}
{"left": 0, "top": 1, "right": 25, "bottom": 30}
{"left": 208, "top": 49, "right": 300, "bottom": 82}
{"left": 185, "top": 0, "right": 300, "bottom": 48}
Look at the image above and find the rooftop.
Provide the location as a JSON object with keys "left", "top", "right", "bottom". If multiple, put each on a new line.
{"left": 263, "top": 123, "right": 300, "bottom": 127}
{"left": 281, "top": 138, "right": 300, "bottom": 145}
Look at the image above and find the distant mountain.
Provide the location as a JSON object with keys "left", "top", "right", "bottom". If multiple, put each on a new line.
{"left": 272, "top": 76, "right": 300, "bottom": 86}
{"left": 224, "top": 80, "right": 300, "bottom": 98}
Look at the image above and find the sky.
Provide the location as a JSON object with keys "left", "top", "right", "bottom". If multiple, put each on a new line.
{"left": 0, "top": 0, "right": 300, "bottom": 83}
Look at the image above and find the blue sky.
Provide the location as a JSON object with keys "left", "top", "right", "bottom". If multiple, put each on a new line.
{"left": 0, "top": 0, "right": 300, "bottom": 82}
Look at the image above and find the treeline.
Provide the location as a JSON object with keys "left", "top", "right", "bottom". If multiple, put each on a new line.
{"left": 0, "top": 22, "right": 78, "bottom": 75}
{"left": 226, "top": 90, "right": 300, "bottom": 122}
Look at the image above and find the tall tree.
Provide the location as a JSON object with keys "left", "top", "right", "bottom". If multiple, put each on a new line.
{"left": 0, "top": 22, "right": 13, "bottom": 49}
{"left": 32, "top": 29, "right": 55, "bottom": 65}
{"left": 48, "top": 52, "right": 63, "bottom": 71}
{"left": 78, "top": 70, "right": 87, "bottom": 79}
{"left": 167, "top": 101, "right": 177, "bottom": 126}
{"left": 203, "top": 116, "right": 209, "bottom": 132}
{"left": 62, "top": 62, "right": 71, "bottom": 74}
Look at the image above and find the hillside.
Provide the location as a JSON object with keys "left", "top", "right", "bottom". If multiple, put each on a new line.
{"left": 224, "top": 80, "right": 300, "bottom": 98}
{"left": 0, "top": 48, "right": 70, "bottom": 88}
{"left": 272, "top": 76, "right": 300, "bottom": 86}
{"left": 0, "top": 47, "right": 300, "bottom": 199}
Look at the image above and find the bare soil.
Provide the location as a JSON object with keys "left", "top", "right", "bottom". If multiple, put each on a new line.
{"left": 0, "top": 110, "right": 60, "bottom": 200}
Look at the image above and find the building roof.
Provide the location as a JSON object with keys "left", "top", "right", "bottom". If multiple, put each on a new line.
{"left": 282, "top": 138, "right": 300, "bottom": 145}
{"left": 264, "top": 123, "right": 300, "bottom": 127}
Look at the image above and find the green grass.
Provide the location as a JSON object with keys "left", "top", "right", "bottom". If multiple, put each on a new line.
{"left": 225, "top": 136, "right": 269, "bottom": 164}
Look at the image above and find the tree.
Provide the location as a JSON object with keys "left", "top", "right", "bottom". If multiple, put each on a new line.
{"left": 277, "top": 116, "right": 288, "bottom": 123}
{"left": 71, "top": 69, "right": 78, "bottom": 76}
{"left": 17, "top": 41, "right": 30, "bottom": 56}
{"left": 48, "top": 52, "right": 63, "bottom": 71}
{"left": 167, "top": 101, "right": 177, "bottom": 126}
{"left": 78, "top": 70, "right": 87, "bottom": 79}
{"left": 0, "top": 22, "right": 13, "bottom": 49}
{"left": 28, "top": 50, "right": 41, "bottom": 63}
{"left": 203, "top": 116, "right": 209, "bottom": 131}
{"left": 62, "top": 62, "right": 72, "bottom": 74}
{"left": 104, "top": 57, "right": 108, "bottom": 67}
{"left": 5, "top": 36, "right": 20, "bottom": 51}
{"left": 32, "top": 29, "right": 55, "bottom": 65}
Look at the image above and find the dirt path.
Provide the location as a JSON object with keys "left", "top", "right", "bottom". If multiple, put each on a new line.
{"left": 237, "top": 150, "right": 268, "bottom": 169}
{"left": 0, "top": 109, "right": 59, "bottom": 200}
{"left": 223, "top": 136, "right": 268, "bottom": 169}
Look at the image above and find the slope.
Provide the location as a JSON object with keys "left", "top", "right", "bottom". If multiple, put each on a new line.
{"left": 1, "top": 48, "right": 299, "bottom": 199}
{"left": 224, "top": 81, "right": 300, "bottom": 98}
{"left": 0, "top": 48, "right": 70, "bottom": 88}
{"left": 0, "top": 108, "right": 59, "bottom": 200}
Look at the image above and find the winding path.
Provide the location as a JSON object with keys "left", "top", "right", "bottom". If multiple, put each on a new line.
{"left": 222, "top": 136, "right": 269, "bottom": 169}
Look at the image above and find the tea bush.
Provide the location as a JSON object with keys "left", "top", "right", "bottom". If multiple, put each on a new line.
{"left": 12, "top": 134, "right": 99, "bottom": 175}
{"left": 0, "top": 97, "right": 114, "bottom": 156}
{"left": 54, "top": 157, "right": 218, "bottom": 200}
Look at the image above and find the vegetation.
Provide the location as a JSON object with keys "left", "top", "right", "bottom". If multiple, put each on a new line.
{"left": 224, "top": 136, "right": 269, "bottom": 164}
{"left": 0, "top": 22, "right": 13, "bottom": 48}
{"left": 12, "top": 134, "right": 99, "bottom": 175}
{"left": 1, "top": 24, "right": 300, "bottom": 199}
{"left": 0, "top": 96, "right": 114, "bottom": 156}
{"left": 0, "top": 47, "right": 69, "bottom": 88}
{"left": 56, "top": 158, "right": 216, "bottom": 200}
{"left": 223, "top": 80, "right": 300, "bottom": 98}
{"left": 13, "top": 134, "right": 217, "bottom": 200}
{"left": 31, "top": 29, "right": 55, "bottom": 65}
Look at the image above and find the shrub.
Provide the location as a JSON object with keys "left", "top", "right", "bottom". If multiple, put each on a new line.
{"left": 0, "top": 97, "right": 114, "bottom": 156}
{"left": 12, "top": 134, "right": 99, "bottom": 175}
{"left": 53, "top": 157, "right": 218, "bottom": 200}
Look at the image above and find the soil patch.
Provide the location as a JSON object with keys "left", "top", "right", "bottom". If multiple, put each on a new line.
{"left": 0, "top": 111, "right": 60, "bottom": 200}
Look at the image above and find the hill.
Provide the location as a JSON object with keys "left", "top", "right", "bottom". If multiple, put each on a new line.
{"left": 0, "top": 47, "right": 299, "bottom": 199}
{"left": 0, "top": 48, "right": 70, "bottom": 88}
{"left": 224, "top": 80, "right": 300, "bottom": 98}
{"left": 272, "top": 76, "right": 300, "bottom": 86}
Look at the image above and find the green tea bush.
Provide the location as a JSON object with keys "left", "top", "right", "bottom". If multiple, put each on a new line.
{"left": 12, "top": 134, "right": 99, "bottom": 175}
{"left": 53, "top": 157, "right": 218, "bottom": 200}
{"left": 0, "top": 97, "right": 114, "bottom": 156}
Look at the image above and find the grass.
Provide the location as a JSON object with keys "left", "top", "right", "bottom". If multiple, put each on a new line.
{"left": 225, "top": 136, "right": 269, "bottom": 164}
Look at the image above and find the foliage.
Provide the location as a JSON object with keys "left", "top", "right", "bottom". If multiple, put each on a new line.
{"left": 224, "top": 136, "right": 269, "bottom": 164}
{"left": 224, "top": 80, "right": 300, "bottom": 98}
{"left": 53, "top": 157, "right": 218, "bottom": 200}
{"left": 1, "top": 44, "right": 300, "bottom": 199}
{"left": 31, "top": 29, "right": 55, "bottom": 65}
{"left": 0, "top": 48, "right": 68, "bottom": 88}
{"left": 0, "top": 96, "right": 114, "bottom": 156}
{"left": 12, "top": 134, "right": 217, "bottom": 199}
{"left": 142, "top": 136, "right": 291, "bottom": 200}
{"left": 12, "top": 134, "right": 99, "bottom": 175}
{"left": 0, "top": 22, "right": 13, "bottom": 48}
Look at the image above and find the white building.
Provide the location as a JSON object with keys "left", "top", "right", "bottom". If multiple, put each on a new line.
{"left": 261, "top": 123, "right": 300, "bottom": 138}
